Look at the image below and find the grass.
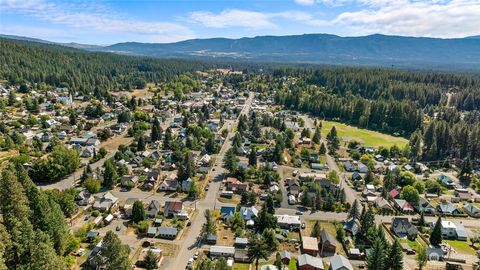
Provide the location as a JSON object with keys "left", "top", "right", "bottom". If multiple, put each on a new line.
{"left": 444, "top": 240, "right": 477, "bottom": 255}
{"left": 288, "top": 258, "right": 298, "bottom": 270}
{"left": 400, "top": 238, "right": 426, "bottom": 252}
{"left": 232, "top": 263, "right": 250, "bottom": 270}
{"left": 320, "top": 120, "right": 408, "bottom": 148}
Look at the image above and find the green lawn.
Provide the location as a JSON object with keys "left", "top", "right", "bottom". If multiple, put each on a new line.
{"left": 288, "top": 258, "right": 298, "bottom": 270}
{"left": 321, "top": 120, "right": 408, "bottom": 148}
{"left": 444, "top": 240, "right": 477, "bottom": 255}
{"left": 232, "top": 263, "right": 250, "bottom": 270}
{"left": 400, "top": 238, "right": 426, "bottom": 252}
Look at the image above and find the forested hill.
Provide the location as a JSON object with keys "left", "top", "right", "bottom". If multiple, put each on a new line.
{"left": 95, "top": 34, "right": 480, "bottom": 71}
{"left": 0, "top": 38, "right": 213, "bottom": 94}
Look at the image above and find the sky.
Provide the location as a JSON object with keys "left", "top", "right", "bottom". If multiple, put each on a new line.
{"left": 1, "top": 0, "right": 480, "bottom": 45}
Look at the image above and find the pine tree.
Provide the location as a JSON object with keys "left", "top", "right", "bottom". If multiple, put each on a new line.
{"left": 94, "top": 231, "right": 131, "bottom": 270}
{"left": 163, "top": 128, "right": 173, "bottom": 150}
{"left": 248, "top": 146, "right": 257, "bottom": 167}
{"left": 319, "top": 143, "right": 327, "bottom": 155}
{"left": 143, "top": 249, "right": 160, "bottom": 270}
{"left": 132, "top": 200, "right": 146, "bottom": 224}
{"left": 137, "top": 135, "right": 146, "bottom": 151}
{"left": 103, "top": 159, "right": 118, "bottom": 188}
{"left": 247, "top": 234, "right": 269, "bottom": 270}
{"left": 312, "top": 126, "right": 321, "bottom": 144}
{"left": 348, "top": 200, "right": 360, "bottom": 220}
{"left": 430, "top": 217, "right": 443, "bottom": 247}
{"left": 151, "top": 118, "right": 161, "bottom": 142}
{"left": 386, "top": 239, "right": 404, "bottom": 270}
{"left": 366, "top": 237, "right": 386, "bottom": 270}
{"left": 311, "top": 221, "right": 321, "bottom": 238}
{"left": 274, "top": 252, "right": 282, "bottom": 270}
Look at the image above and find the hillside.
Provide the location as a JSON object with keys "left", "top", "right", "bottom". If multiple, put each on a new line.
{"left": 95, "top": 34, "right": 480, "bottom": 71}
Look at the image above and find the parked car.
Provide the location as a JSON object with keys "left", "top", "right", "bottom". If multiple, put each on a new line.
{"left": 295, "top": 210, "right": 303, "bottom": 215}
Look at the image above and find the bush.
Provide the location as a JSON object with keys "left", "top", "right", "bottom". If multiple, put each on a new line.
{"left": 84, "top": 178, "right": 100, "bottom": 194}
{"left": 91, "top": 210, "right": 100, "bottom": 217}
{"left": 137, "top": 220, "right": 150, "bottom": 234}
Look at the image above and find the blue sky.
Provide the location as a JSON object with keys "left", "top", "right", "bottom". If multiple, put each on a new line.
{"left": 1, "top": 0, "right": 479, "bottom": 44}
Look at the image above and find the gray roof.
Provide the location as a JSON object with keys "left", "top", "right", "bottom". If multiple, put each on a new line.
{"left": 320, "top": 229, "right": 336, "bottom": 245}
{"left": 235, "top": 237, "right": 248, "bottom": 245}
{"left": 158, "top": 227, "right": 178, "bottom": 235}
{"left": 147, "top": 227, "right": 157, "bottom": 235}
{"left": 298, "top": 254, "right": 323, "bottom": 269}
{"left": 330, "top": 255, "right": 353, "bottom": 270}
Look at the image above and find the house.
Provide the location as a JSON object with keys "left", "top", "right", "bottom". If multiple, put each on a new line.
{"left": 93, "top": 192, "right": 118, "bottom": 211}
{"left": 226, "top": 177, "right": 248, "bottom": 193}
{"left": 234, "top": 237, "right": 248, "bottom": 249}
{"left": 302, "top": 236, "right": 319, "bottom": 256}
{"left": 427, "top": 246, "right": 444, "bottom": 261}
{"left": 342, "top": 218, "right": 360, "bottom": 236}
{"left": 210, "top": 246, "right": 235, "bottom": 257}
{"left": 430, "top": 220, "right": 468, "bottom": 240}
{"left": 86, "top": 231, "right": 99, "bottom": 242}
{"left": 310, "top": 163, "right": 326, "bottom": 170}
{"left": 275, "top": 215, "right": 301, "bottom": 230}
{"left": 298, "top": 254, "right": 324, "bottom": 270}
{"left": 182, "top": 178, "right": 194, "bottom": 192}
{"left": 104, "top": 214, "right": 114, "bottom": 225}
{"left": 76, "top": 190, "right": 95, "bottom": 206}
{"left": 394, "top": 199, "right": 415, "bottom": 214}
{"left": 320, "top": 229, "right": 336, "bottom": 254}
{"left": 234, "top": 249, "right": 250, "bottom": 263}
{"left": 123, "top": 198, "right": 138, "bottom": 217}
{"left": 159, "top": 178, "right": 178, "bottom": 191}
{"left": 198, "top": 154, "right": 211, "bottom": 166}
{"left": 343, "top": 161, "right": 355, "bottom": 172}
{"left": 120, "top": 175, "right": 139, "bottom": 187}
{"left": 463, "top": 203, "right": 480, "bottom": 217}
{"left": 436, "top": 202, "right": 460, "bottom": 215}
{"left": 280, "top": 251, "right": 291, "bottom": 265}
{"left": 329, "top": 255, "right": 353, "bottom": 270}
{"left": 351, "top": 172, "right": 362, "bottom": 181}
{"left": 146, "top": 200, "right": 161, "bottom": 218}
{"left": 220, "top": 206, "right": 236, "bottom": 221}
{"left": 358, "top": 163, "right": 368, "bottom": 173}
{"left": 391, "top": 217, "right": 418, "bottom": 240}
{"left": 389, "top": 188, "right": 400, "bottom": 199}
{"left": 375, "top": 197, "right": 393, "bottom": 212}
{"left": 137, "top": 248, "right": 162, "bottom": 268}
{"left": 438, "top": 174, "right": 456, "bottom": 189}
{"left": 240, "top": 206, "right": 258, "bottom": 222}
{"left": 147, "top": 227, "right": 157, "bottom": 237}
{"left": 81, "top": 146, "right": 96, "bottom": 158}
{"left": 164, "top": 201, "right": 184, "bottom": 218}
{"left": 206, "top": 234, "right": 217, "bottom": 245}
{"left": 157, "top": 227, "right": 177, "bottom": 239}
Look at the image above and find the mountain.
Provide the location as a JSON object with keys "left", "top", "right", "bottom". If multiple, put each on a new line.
{"left": 0, "top": 34, "right": 101, "bottom": 50}
{"left": 2, "top": 33, "right": 480, "bottom": 70}
{"left": 91, "top": 34, "right": 480, "bottom": 70}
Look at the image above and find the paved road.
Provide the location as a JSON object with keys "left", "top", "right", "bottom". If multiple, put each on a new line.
{"left": 301, "top": 114, "right": 358, "bottom": 205}
{"left": 171, "top": 92, "right": 255, "bottom": 269}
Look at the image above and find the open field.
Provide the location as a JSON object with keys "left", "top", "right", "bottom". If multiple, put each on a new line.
{"left": 444, "top": 240, "right": 477, "bottom": 255}
{"left": 320, "top": 120, "right": 408, "bottom": 148}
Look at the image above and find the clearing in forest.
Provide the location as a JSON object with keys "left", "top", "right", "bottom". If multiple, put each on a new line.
{"left": 320, "top": 120, "right": 408, "bottom": 148}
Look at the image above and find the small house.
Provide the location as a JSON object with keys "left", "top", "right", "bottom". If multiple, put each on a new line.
{"left": 298, "top": 254, "right": 324, "bottom": 270}
{"left": 301, "top": 236, "right": 319, "bottom": 256}
{"left": 330, "top": 255, "right": 353, "bottom": 270}
{"left": 320, "top": 229, "right": 336, "bottom": 255}
{"left": 157, "top": 227, "right": 177, "bottom": 240}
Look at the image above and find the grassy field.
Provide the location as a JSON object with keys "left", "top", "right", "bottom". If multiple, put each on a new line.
{"left": 320, "top": 120, "right": 408, "bottom": 148}
{"left": 232, "top": 263, "right": 250, "bottom": 270}
{"left": 400, "top": 237, "right": 426, "bottom": 252}
{"left": 444, "top": 240, "right": 477, "bottom": 255}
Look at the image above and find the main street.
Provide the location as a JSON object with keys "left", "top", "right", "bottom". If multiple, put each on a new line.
{"left": 171, "top": 92, "right": 255, "bottom": 269}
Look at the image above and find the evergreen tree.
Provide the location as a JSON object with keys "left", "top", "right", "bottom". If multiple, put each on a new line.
{"left": 348, "top": 200, "right": 360, "bottom": 220}
{"left": 326, "top": 126, "right": 340, "bottom": 154}
{"left": 163, "top": 128, "right": 173, "bottom": 150}
{"left": 137, "top": 135, "right": 146, "bottom": 151}
{"left": 417, "top": 245, "right": 428, "bottom": 270}
{"left": 151, "top": 118, "right": 161, "bottom": 142}
{"left": 386, "top": 239, "right": 404, "bottom": 270}
{"left": 178, "top": 152, "right": 196, "bottom": 181}
{"left": 132, "top": 200, "right": 146, "bottom": 223}
{"left": 312, "top": 126, "right": 321, "bottom": 144}
{"left": 311, "top": 221, "right": 321, "bottom": 238}
{"left": 366, "top": 237, "right": 386, "bottom": 270}
{"left": 247, "top": 234, "right": 269, "bottom": 270}
{"left": 103, "top": 159, "right": 118, "bottom": 188}
{"left": 265, "top": 195, "right": 275, "bottom": 214}
{"left": 205, "top": 136, "right": 217, "bottom": 154}
{"left": 94, "top": 231, "right": 131, "bottom": 270}
{"left": 248, "top": 146, "right": 257, "bottom": 167}
{"left": 143, "top": 249, "right": 160, "bottom": 270}
{"left": 274, "top": 252, "right": 282, "bottom": 270}
{"left": 319, "top": 143, "right": 327, "bottom": 155}
{"left": 430, "top": 217, "right": 443, "bottom": 246}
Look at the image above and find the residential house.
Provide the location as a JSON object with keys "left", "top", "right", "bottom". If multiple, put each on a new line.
{"left": 463, "top": 203, "right": 480, "bottom": 217}
{"left": 320, "top": 229, "right": 337, "bottom": 255}
{"left": 157, "top": 227, "right": 178, "bottom": 240}
{"left": 206, "top": 234, "right": 217, "bottom": 245}
{"left": 375, "top": 197, "right": 392, "bottom": 212}
{"left": 226, "top": 177, "right": 248, "bottom": 193}
{"left": 234, "top": 237, "right": 248, "bottom": 249}
{"left": 210, "top": 246, "right": 235, "bottom": 257}
{"left": 120, "top": 175, "right": 139, "bottom": 187}
{"left": 146, "top": 200, "right": 161, "bottom": 218}
{"left": 275, "top": 215, "right": 301, "bottom": 230}
{"left": 298, "top": 254, "right": 324, "bottom": 270}
{"left": 436, "top": 202, "right": 460, "bottom": 215}
{"left": 438, "top": 174, "right": 456, "bottom": 189}
{"left": 394, "top": 199, "right": 415, "bottom": 214}
{"left": 164, "top": 201, "right": 184, "bottom": 218}
{"left": 358, "top": 163, "right": 368, "bottom": 173}
{"left": 342, "top": 218, "right": 360, "bottom": 236}
{"left": 93, "top": 192, "right": 118, "bottom": 211}
{"left": 430, "top": 220, "right": 468, "bottom": 241}
{"left": 147, "top": 227, "right": 157, "bottom": 237}
{"left": 159, "top": 178, "right": 178, "bottom": 192}
{"left": 391, "top": 217, "right": 418, "bottom": 240}
{"left": 329, "top": 255, "right": 353, "bottom": 270}
{"left": 301, "top": 236, "right": 319, "bottom": 256}
{"left": 343, "top": 161, "right": 355, "bottom": 172}
{"left": 280, "top": 251, "right": 291, "bottom": 265}
{"left": 76, "top": 190, "right": 95, "bottom": 206}
{"left": 220, "top": 206, "right": 236, "bottom": 221}
{"left": 240, "top": 206, "right": 258, "bottom": 225}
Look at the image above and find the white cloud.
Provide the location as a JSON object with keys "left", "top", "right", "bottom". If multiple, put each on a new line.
{"left": 0, "top": 0, "right": 195, "bottom": 42}
{"left": 189, "top": 9, "right": 277, "bottom": 29}
{"left": 294, "top": 0, "right": 316, "bottom": 5}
